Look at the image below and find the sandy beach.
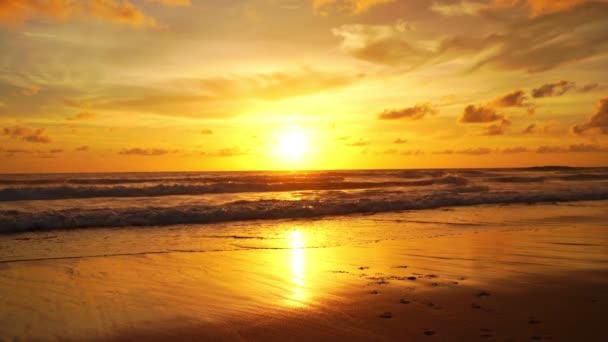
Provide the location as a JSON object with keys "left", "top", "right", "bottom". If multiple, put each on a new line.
{"left": 1, "top": 201, "right": 607, "bottom": 341}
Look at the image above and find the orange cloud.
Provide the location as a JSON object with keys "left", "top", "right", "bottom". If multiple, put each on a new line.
{"left": 378, "top": 103, "right": 436, "bottom": 120}
{"left": 3, "top": 125, "right": 52, "bottom": 143}
{"left": 0, "top": 0, "right": 157, "bottom": 28}
{"left": 313, "top": 0, "right": 395, "bottom": 15}
{"left": 503, "top": 146, "right": 529, "bottom": 153}
{"left": 572, "top": 97, "right": 608, "bottom": 135}
{"left": 347, "top": 139, "right": 370, "bottom": 147}
{"left": 146, "top": 0, "right": 190, "bottom": 6}
{"left": 532, "top": 80, "right": 576, "bottom": 98}
{"left": 484, "top": 119, "right": 511, "bottom": 136}
{"left": 459, "top": 105, "right": 504, "bottom": 123}
{"left": 119, "top": 148, "right": 176, "bottom": 156}
{"left": 332, "top": 21, "right": 430, "bottom": 67}
{"left": 66, "top": 112, "right": 97, "bottom": 121}
{"left": 21, "top": 84, "right": 40, "bottom": 96}
{"left": 492, "top": 89, "right": 536, "bottom": 114}
{"left": 215, "top": 147, "right": 248, "bottom": 157}
{"left": 493, "top": 0, "right": 608, "bottom": 16}
{"left": 537, "top": 144, "right": 608, "bottom": 153}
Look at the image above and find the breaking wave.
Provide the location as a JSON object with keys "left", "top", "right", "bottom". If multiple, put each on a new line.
{"left": 1, "top": 186, "right": 607, "bottom": 233}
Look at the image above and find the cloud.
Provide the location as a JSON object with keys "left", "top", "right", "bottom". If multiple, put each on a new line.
{"left": 75, "top": 145, "right": 89, "bottom": 151}
{"left": 531, "top": 80, "right": 576, "bottom": 98}
{"left": 146, "top": 0, "right": 190, "bottom": 6}
{"left": 459, "top": 105, "right": 504, "bottom": 123}
{"left": 578, "top": 83, "right": 606, "bottom": 93}
{"left": 393, "top": 138, "right": 407, "bottom": 144}
{"left": 119, "top": 148, "right": 175, "bottom": 156}
{"left": 522, "top": 122, "right": 552, "bottom": 134}
{"left": 215, "top": 147, "right": 248, "bottom": 157}
{"left": 431, "top": 1, "right": 486, "bottom": 16}
{"left": 66, "top": 112, "right": 97, "bottom": 121}
{"left": 0, "top": 0, "right": 159, "bottom": 28}
{"left": 347, "top": 139, "right": 370, "bottom": 147}
{"left": 572, "top": 97, "right": 608, "bottom": 135}
{"left": 492, "top": 90, "right": 527, "bottom": 107}
{"left": 484, "top": 119, "right": 511, "bottom": 136}
{"left": 434, "top": 148, "right": 493, "bottom": 155}
{"left": 63, "top": 98, "right": 90, "bottom": 108}
{"left": 537, "top": 144, "right": 608, "bottom": 153}
{"left": 90, "top": 68, "right": 362, "bottom": 117}
{"left": 522, "top": 123, "right": 537, "bottom": 134}
{"left": 200, "top": 129, "right": 213, "bottom": 135}
{"left": 493, "top": 0, "right": 608, "bottom": 16}
{"left": 568, "top": 144, "right": 608, "bottom": 152}
{"left": 21, "top": 84, "right": 40, "bottom": 96}
{"left": 3, "top": 125, "right": 52, "bottom": 143}
{"left": 378, "top": 103, "right": 436, "bottom": 120}
{"left": 0, "top": 148, "right": 32, "bottom": 156}
{"left": 332, "top": 21, "right": 431, "bottom": 68}
{"left": 312, "top": 0, "right": 395, "bottom": 15}
{"left": 333, "top": 3, "right": 608, "bottom": 73}
{"left": 502, "top": 146, "right": 529, "bottom": 153}
{"left": 400, "top": 150, "right": 424, "bottom": 156}
{"left": 492, "top": 89, "right": 536, "bottom": 114}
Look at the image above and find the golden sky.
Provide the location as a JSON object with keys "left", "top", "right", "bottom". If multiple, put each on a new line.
{"left": 1, "top": 0, "right": 607, "bottom": 172}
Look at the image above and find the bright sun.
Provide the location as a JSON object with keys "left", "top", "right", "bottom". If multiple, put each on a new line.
{"left": 275, "top": 126, "right": 309, "bottom": 161}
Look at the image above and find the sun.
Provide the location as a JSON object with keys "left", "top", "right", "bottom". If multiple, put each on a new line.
{"left": 274, "top": 126, "right": 309, "bottom": 161}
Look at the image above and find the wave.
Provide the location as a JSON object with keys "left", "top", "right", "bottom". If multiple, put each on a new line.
{"left": 559, "top": 174, "right": 608, "bottom": 181}
{"left": 0, "top": 174, "right": 346, "bottom": 186}
{"left": 0, "top": 176, "right": 469, "bottom": 201}
{"left": 488, "top": 176, "right": 546, "bottom": 183}
{"left": 2, "top": 187, "right": 607, "bottom": 233}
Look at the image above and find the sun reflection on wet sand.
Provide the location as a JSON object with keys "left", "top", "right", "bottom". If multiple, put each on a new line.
{"left": 287, "top": 229, "right": 307, "bottom": 305}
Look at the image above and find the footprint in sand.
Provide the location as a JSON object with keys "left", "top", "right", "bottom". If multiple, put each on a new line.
{"left": 394, "top": 265, "right": 408, "bottom": 269}
{"left": 528, "top": 318, "right": 541, "bottom": 324}
{"left": 471, "top": 303, "right": 481, "bottom": 309}
{"left": 379, "top": 312, "right": 392, "bottom": 319}
{"left": 423, "top": 329, "right": 435, "bottom": 336}
{"left": 369, "top": 290, "right": 380, "bottom": 295}
{"left": 476, "top": 291, "right": 490, "bottom": 297}
{"left": 359, "top": 266, "right": 369, "bottom": 270}
{"left": 400, "top": 299, "right": 411, "bottom": 304}
{"left": 407, "top": 276, "right": 417, "bottom": 281}
{"left": 479, "top": 328, "right": 493, "bottom": 339}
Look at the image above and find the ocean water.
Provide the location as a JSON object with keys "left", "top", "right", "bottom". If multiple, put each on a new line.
{"left": 1, "top": 167, "right": 608, "bottom": 234}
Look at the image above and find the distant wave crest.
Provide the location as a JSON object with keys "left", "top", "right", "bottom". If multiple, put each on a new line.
{"left": 0, "top": 176, "right": 469, "bottom": 201}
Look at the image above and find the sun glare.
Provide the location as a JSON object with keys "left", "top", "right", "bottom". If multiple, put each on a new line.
{"left": 274, "top": 126, "right": 309, "bottom": 162}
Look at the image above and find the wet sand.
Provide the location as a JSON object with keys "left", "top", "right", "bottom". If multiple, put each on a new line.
{"left": 1, "top": 201, "right": 607, "bottom": 341}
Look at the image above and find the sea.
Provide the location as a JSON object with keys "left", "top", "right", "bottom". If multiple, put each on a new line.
{"left": 0, "top": 167, "right": 607, "bottom": 234}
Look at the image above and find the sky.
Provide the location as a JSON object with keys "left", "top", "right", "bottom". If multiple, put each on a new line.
{"left": 1, "top": 0, "right": 608, "bottom": 172}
